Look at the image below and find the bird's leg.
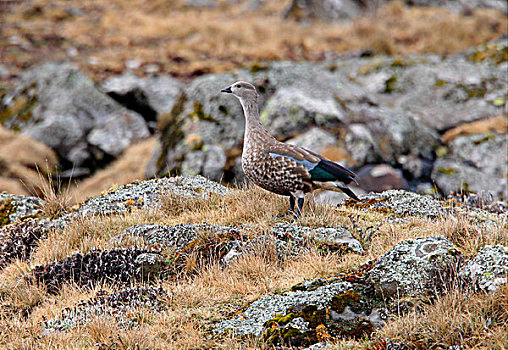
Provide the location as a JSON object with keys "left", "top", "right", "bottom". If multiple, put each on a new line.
{"left": 295, "top": 197, "right": 304, "bottom": 219}
{"left": 289, "top": 195, "right": 295, "bottom": 215}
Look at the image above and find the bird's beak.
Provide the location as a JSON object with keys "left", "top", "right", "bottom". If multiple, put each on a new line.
{"left": 221, "top": 86, "right": 232, "bottom": 93}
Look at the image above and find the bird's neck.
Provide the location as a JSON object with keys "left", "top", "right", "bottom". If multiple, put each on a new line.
{"left": 240, "top": 98, "right": 272, "bottom": 145}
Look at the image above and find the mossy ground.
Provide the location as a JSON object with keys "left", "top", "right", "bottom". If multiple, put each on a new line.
{"left": 0, "top": 183, "right": 506, "bottom": 349}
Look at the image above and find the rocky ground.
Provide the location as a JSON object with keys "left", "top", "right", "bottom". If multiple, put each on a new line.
{"left": 0, "top": 0, "right": 507, "bottom": 348}
{"left": 0, "top": 0, "right": 507, "bottom": 204}
{"left": 1, "top": 38, "right": 507, "bottom": 205}
{"left": 0, "top": 175, "right": 506, "bottom": 349}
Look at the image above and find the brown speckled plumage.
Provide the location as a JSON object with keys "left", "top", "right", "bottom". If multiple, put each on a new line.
{"left": 221, "top": 81, "right": 359, "bottom": 217}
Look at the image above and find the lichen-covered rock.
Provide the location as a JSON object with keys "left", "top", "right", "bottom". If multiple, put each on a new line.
{"left": 432, "top": 133, "right": 507, "bottom": 200}
{"left": 0, "top": 193, "right": 44, "bottom": 226}
{"left": 1, "top": 63, "right": 149, "bottom": 175}
{"left": 43, "top": 286, "right": 169, "bottom": 332}
{"left": 270, "top": 223, "right": 364, "bottom": 254}
{"left": 367, "top": 236, "right": 461, "bottom": 297}
{"left": 0, "top": 219, "right": 49, "bottom": 269}
{"left": 459, "top": 245, "right": 508, "bottom": 292}
{"left": 71, "top": 175, "right": 231, "bottom": 217}
{"left": 283, "top": 0, "right": 368, "bottom": 22}
{"left": 340, "top": 190, "right": 448, "bottom": 218}
{"left": 216, "top": 279, "right": 386, "bottom": 347}
{"left": 33, "top": 248, "right": 161, "bottom": 294}
{"left": 216, "top": 281, "right": 353, "bottom": 336}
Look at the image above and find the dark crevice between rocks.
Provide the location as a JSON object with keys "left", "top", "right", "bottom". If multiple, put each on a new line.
{"left": 107, "top": 89, "right": 158, "bottom": 134}
{"left": 56, "top": 144, "right": 117, "bottom": 181}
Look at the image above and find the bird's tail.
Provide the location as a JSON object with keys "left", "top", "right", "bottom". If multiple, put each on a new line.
{"left": 318, "top": 182, "right": 360, "bottom": 201}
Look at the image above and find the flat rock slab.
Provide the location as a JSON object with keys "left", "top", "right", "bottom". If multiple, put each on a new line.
{"left": 339, "top": 190, "right": 448, "bottom": 218}
{"left": 367, "top": 235, "right": 461, "bottom": 297}
{"left": 459, "top": 245, "right": 508, "bottom": 292}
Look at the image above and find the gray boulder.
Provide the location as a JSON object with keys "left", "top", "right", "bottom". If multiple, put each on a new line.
{"left": 403, "top": 0, "right": 507, "bottom": 13}
{"left": 215, "top": 280, "right": 375, "bottom": 335}
{"left": 102, "top": 71, "right": 184, "bottom": 130}
{"left": 286, "top": 127, "right": 339, "bottom": 153}
{"left": 458, "top": 245, "right": 508, "bottom": 292}
{"left": 397, "top": 56, "right": 507, "bottom": 131}
{"left": 343, "top": 105, "right": 439, "bottom": 171}
{"left": 432, "top": 133, "right": 507, "bottom": 200}
{"left": 367, "top": 236, "right": 461, "bottom": 297}
{"left": 1, "top": 63, "right": 149, "bottom": 174}
{"left": 260, "top": 87, "right": 345, "bottom": 139}
{"left": 216, "top": 274, "right": 386, "bottom": 346}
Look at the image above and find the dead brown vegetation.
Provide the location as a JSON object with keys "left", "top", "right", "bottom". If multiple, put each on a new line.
{"left": 0, "top": 126, "right": 58, "bottom": 196}
{"left": 1, "top": 0, "right": 505, "bottom": 81}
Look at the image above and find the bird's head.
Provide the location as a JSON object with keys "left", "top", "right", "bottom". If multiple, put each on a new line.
{"left": 221, "top": 81, "right": 258, "bottom": 101}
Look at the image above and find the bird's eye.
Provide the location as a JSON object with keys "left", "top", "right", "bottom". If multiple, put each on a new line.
{"left": 235, "top": 85, "right": 241, "bottom": 88}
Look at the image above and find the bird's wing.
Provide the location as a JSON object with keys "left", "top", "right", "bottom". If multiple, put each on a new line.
{"left": 268, "top": 143, "right": 357, "bottom": 185}
{"left": 268, "top": 143, "right": 320, "bottom": 171}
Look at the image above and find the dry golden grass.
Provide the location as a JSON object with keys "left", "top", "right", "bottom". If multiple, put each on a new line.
{"left": 0, "top": 183, "right": 506, "bottom": 349}
{"left": 380, "top": 284, "right": 508, "bottom": 349}
{"left": 1, "top": 0, "right": 505, "bottom": 81}
{"left": 441, "top": 115, "right": 508, "bottom": 144}
{"left": 0, "top": 125, "right": 58, "bottom": 196}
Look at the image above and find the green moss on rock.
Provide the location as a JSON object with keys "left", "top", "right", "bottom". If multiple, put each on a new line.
{"left": 249, "top": 62, "right": 268, "bottom": 73}
{"left": 0, "top": 199, "right": 15, "bottom": 227}
{"left": 436, "top": 166, "right": 458, "bottom": 176}
{"left": 330, "top": 290, "right": 362, "bottom": 313}
{"left": 189, "top": 101, "right": 216, "bottom": 122}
